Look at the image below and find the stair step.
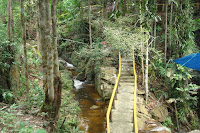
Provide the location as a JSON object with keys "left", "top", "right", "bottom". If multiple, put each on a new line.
{"left": 121, "top": 73, "right": 134, "bottom": 77}
{"left": 110, "top": 122, "right": 133, "bottom": 133}
{"left": 118, "top": 86, "right": 134, "bottom": 94}
{"left": 111, "top": 111, "right": 133, "bottom": 122}
{"left": 119, "top": 82, "right": 134, "bottom": 86}
{"left": 121, "top": 70, "right": 134, "bottom": 73}
{"left": 116, "top": 93, "right": 134, "bottom": 100}
{"left": 120, "top": 76, "right": 134, "bottom": 79}
{"left": 120, "top": 79, "right": 134, "bottom": 83}
{"left": 114, "top": 100, "right": 133, "bottom": 110}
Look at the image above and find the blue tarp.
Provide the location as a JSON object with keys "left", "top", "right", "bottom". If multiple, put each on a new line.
{"left": 173, "top": 53, "right": 200, "bottom": 71}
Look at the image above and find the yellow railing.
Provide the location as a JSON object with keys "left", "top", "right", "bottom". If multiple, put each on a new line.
{"left": 133, "top": 49, "right": 138, "bottom": 133}
{"left": 106, "top": 51, "right": 121, "bottom": 133}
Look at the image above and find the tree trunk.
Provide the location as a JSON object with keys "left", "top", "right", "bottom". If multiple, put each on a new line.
{"left": 145, "top": 43, "right": 149, "bottom": 104}
{"left": 169, "top": 2, "right": 173, "bottom": 57}
{"left": 139, "top": 0, "right": 145, "bottom": 85}
{"left": 38, "top": 0, "right": 48, "bottom": 111}
{"left": 89, "top": 3, "right": 92, "bottom": 47}
{"left": 51, "top": 0, "right": 62, "bottom": 123}
{"left": 103, "top": 0, "right": 107, "bottom": 18}
{"left": 38, "top": 1, "right": 62, "bottom": 131}
{"left": 45, "top": 0, "right": 54, "bottom": 103}
{"left": 153, "top": 0, "right": 157, "bottom": 48}
{"left": 7, "top": 0, "right": 11, "bottom": 40}
{"left": 165, "top": 1, "right": 168, "bottom": 63}
{"left": 10, "top": 0, "right": 14, "bottom": 42}
{"left": 20, "top": 0, "right": 29, "bottom": 92}
{"left": 35, "top": 2, "right": 41, "bottom": 51}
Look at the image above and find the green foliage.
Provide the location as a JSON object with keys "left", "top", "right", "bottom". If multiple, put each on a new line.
{"left": 157, "top": 63, "right": 199, "bottom": 128}
{"left": 57, "top": 70, "right": 80, "bottom": 132}
{"left": 2, "top": 90, "right": 14, "bottom": 104}
{"left": 162, "top": 116, "right": 174, "bottom": 128}
{"left": 169, "top": 0, "right": 198, "bottom": 58}
{"left": 0, "top": 22, "right": 12, "bottom": 72}
{"left": 60, "top": 70, "right": 73, "bottom": 90}
{"left": 103, "top": 16, "right": 148, "bottom": 58}
{"left": 71, "top": 45, "right": 108, "bottom": 80}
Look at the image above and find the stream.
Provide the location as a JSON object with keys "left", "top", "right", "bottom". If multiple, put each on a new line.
{"left": 74, "top": 84, "right": 107, "bottom": 133}
{"left": 66, "top": 62, "right": 107, "bottom": 133}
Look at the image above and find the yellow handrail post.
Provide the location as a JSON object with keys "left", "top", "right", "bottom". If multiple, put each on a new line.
{"left": 106, "top": 51, "right": 121, "bottom": 133}
{"left": 133, "top": 49, "right": 138, "bottom": 133}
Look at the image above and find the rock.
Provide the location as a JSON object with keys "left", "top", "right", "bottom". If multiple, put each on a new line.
{"left": 137, "top": 104, "right": 149, "bottom": 116}
{"left": 138, "top": 89, "right": 145, "bottom": 95}
{"left": 188, "top": 130, "right": 200, "bottom": 133}
{"left": 90, "top": 105, "right": 101, "bottom": 110}
{"left": 137, "top": 96, "right": 144, "bottom": 104}
{"left": 150, "top": 104, "right": 168, "bottom": 122}
{"left": 95, "top": 67, "right": 117, "bottom": 100}
{"left": 100, "top": 67, "right": 117, "bottom": 85}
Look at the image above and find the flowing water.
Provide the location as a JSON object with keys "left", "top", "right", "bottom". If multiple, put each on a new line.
{"left": 74, "top": 84, "right": 107, "bottom": 133}
{"left": 66, "top": 62, "right": 107, "bottom": 133}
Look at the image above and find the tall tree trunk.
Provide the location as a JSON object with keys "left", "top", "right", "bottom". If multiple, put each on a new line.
{"left": 153, "top": 0, "right": 157, "bottom": 48}
{"left": 139, "top": 0, "right": 145, "bottom": 85}
{"left": 35, "top": 2, "right": 41, "bottom": 51}
{"left": 20, "top": 0, "right": 29, "bottom": 92}
{"left": 10, "top": 0, "right": 14, "bottom": 42}
{"left": 165, "top": 1, "right": 168, "bottom": 63}
{"left": 103, "top": 0, "right": 107, "bottom": 18}
{"left": 45, "top": 0, "right": 54, "bottom": 103}
{"left": 169, "top": 2, "right": 173, "bottom": 57}
{"left": 145, "top": 42, "right": 149, "bottom": 104}
{"left": 7, "top": 0, "right": 11, "bottom": 41}
{"left": 51, "top": 0, "right": 62, "bottom": 123}
{"left": 38, "top": 0, "right": 48, "bottom": 109}
{"left": 89, "top": 3, "right": 92, "bottom": 47}
{"left": 122, "top": 0, "right": 127, "bottom": 16}
{"left": 38, "top": 1, "right": 62, "bottom": 131}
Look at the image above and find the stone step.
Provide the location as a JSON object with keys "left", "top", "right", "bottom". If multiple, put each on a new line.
{"left": 121, "top": 59, "right": 133, "bottom": 62}
{"left": 121, "top": 70, "right": 134, "bottom": 74}
{"left": 120, "top": 76, "right": 134, "bottom": 79}
{"left": 120, "top": 72, "right": 134, "bottom": 78}
{"left": 116, "top": 93, "right": 134, "bottom": 101}
{"left": 111, "top": 110, "right": 133, "bottom": 122}
{"left": 110, "top": 122, "right": 133, "bottom": 133}
{"left": 114, "top": 99, "right": 133, "bottom": 110}
{"left": 118, "top": 86, "right": 134, "bottom": 94}
{"left": 120, "top": 79, "right": 134, "bottom": 83}
{"left": 119, "top": 82, "right": 134, "bottom": 86}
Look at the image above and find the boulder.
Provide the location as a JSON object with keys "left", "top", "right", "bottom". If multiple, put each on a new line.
{"left": 137, "top": 104, "right": 149, "bottom": 116}
{"left": 150, "top": 104, "right": 168, "bottom": 122}
{"left": 95, "top": 67, "right": 117, "bottom": 100}
{"left": 100, "top": 67, "right": 117, "bottom": 84}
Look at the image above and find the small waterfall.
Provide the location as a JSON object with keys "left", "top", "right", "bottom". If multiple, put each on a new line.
{"left": 66, "top": 62, "right": 75, "bottom": 68}
{"left": 150, "top": 126, "right": 171, "bottom": 132}
{"left": 74, "top": 79, "right": 84, "bottom": 90}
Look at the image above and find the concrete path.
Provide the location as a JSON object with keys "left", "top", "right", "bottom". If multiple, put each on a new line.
{"left": 110, "top": 59, "right": 135, "bottom": 133}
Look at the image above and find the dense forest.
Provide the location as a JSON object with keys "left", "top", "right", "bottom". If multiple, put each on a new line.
{"left": 0, "top": 0, "right": 200, "bottom": 132}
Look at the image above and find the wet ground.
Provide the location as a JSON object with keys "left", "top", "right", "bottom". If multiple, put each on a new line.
{"left": 74, "top": 84, "right": 107, "bottom": 133}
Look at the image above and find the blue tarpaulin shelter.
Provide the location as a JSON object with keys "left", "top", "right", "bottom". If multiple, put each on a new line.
{"left": 173, "top": 53, "right": 200, "bottom": 71}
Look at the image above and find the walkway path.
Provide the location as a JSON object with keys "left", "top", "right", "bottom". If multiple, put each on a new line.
{"left": 110, "top": 59, "right": 135, "bottom": 133}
